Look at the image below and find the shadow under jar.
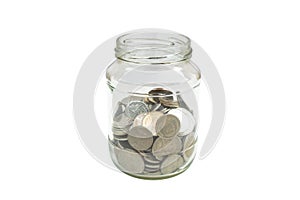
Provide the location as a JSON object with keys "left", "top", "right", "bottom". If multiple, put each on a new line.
{"left": 106, "top": 30, "right": 201, "bottom": 179}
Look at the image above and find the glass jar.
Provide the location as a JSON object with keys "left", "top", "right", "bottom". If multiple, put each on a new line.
{"left": 106, "top": 31, "right": 201, "bottom": 179}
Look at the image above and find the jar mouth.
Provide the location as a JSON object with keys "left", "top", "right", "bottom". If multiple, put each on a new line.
{"left": 115, "top": 31, "right": 192, "bottom": 64}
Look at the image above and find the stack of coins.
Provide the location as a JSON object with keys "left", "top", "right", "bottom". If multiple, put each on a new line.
{"left": 109, "top": 88, "right": 197, "bottom": 177}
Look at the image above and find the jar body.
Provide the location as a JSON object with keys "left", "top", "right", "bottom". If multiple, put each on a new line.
{"left": 106, "top": 58, "right": 201, "bottom": 179}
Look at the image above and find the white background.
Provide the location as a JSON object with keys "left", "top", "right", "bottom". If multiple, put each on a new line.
{"left": 0, "top": 0, "right": 299, "bottom": 199}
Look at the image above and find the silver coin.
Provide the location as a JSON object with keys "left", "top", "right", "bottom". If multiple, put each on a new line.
{"left": 145, "top": 163, "right": 160, "bottom": 169}
{"left": 121, "top": 96, "right": 144, "bottom": 105}
{"left": 144, "top": 96, "right": 157, "bottom": 104}
{"left": 137, "top": 149, "right": 152, "bottom": 156}
{"left": 168, "top": 108, "right": 195, "bottom": 136}
{"left": 113, "top": 134, "right": 128, "bottom": 141}
{"left": 112, "top": 125, "right": 129, "bottom": 136}
{"left": 125, "top": 101, "right": 149, "bottom": 119}
{"left": 143, "top": 155, "right": 161, "bottom": 165}
{"left": 114, "top": 148, "right": 145, "bottom": 174}
{"left": 142, "top": 111, "right": 164, "bottom": 136}
{"left": 112, "top": 129, "right": 127, "bottom": 137}
{"left": 116, "top": 140, "right": 132, "bottom": 149}
{"left": 161, "top": 155, "right": 184, "bottom": 174}
{"left": 145, "top": 96, "right": 159, "bottom": 104}
{"left": 113, "top": 113, "right": 133, "bottom": 129}
{"left": 147, "top": 88, "right": 174, "bottom": 105}
{"left": 144, "top": 163, "right": 160, "bottom": 169}
{"left": 148, "top": 88, "right": 173, "bottom": 97}
{"left": 183, "top": 147, "right": 195, "bottom": 161}
{"left": 182, "top": 133, "right": 197, "bottom": 160}
{"left": 144, "top": 167, "right": 160, "bottom": 173}
{"left": 132, "top": 112, "right": 147, "bottom": 127}
{"left": 152, "top": 137, "right": 182, "bottom": 157}
{"left": 155, "top": 155, "right": 166, "bottom": 161}
{"left": 138, "top": 151, "right": 160, "bottom": 163}
{"left": 183, "top": 132, "right": 196, "bottom": 148}
{"left": 159, "top": 97, "right": 179, "bottom": 108}
{"left": 155, "top": 114, "right": 180, "bottom": 139}
{"left": 128, "top": 126, "right": 153, "bottom": 151}
{"left": 113, "top": 102, "right": 126, "bottom": 121}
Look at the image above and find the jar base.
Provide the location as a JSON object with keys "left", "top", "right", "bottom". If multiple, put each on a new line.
{"left": 121, "top": 158, "right": 194, "bottom": 180}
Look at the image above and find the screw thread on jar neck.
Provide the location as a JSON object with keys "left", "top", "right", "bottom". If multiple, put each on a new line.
{"left": 115, "top": 31, "right": 192, "bottom": 64}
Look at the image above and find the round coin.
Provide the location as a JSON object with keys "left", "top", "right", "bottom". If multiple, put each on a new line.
{"left": 183, "top": 146, "right": 195, "bottom": 161}
{"left": 125, "top": 101, "right": 149, "bottom": 119}
{"left": 152, "top": 137, "right": 182, "bottom": 157}
{"left": 143, "top": 155, "right": 161, "bottom": 165}
{"left": 113, "top": 134, "right": 128, "bottom": 142}
{"left": 182, "top": 133, "right": 197, "bottom": 160}
{"left": 161, "top": 155, "right": 184, "bottom": 174}
{"left": 132, "top": 112, "right": 147, "bottom": 127}
{"left": 159, "top": 97, "right": 179, "bottom": 108}
{"left": 145, "top": 163, "right": 160, "bottom": 169}
{"left": 112, "top": 124, "right": 130, "bottom": 136}
{"left": 113, "top": 113, "right": 133, "bottom": 129}
{"left": 183, "top": 133, "right": 196, "bottom": 148}
{"left": 120, "top": 96, "right": 144, "bottom": 105}
{"left": 114, "top": 148, "right": 145, "bottom": 174}
{"left": 144, "top": 167, "right": 160, "bottom": 173}
{"left": 116, "top": 140, "right": 133, "bottom": 150}
{"left": 148, "top": 88, "right": 173, "bottom": 96}
{"left": 168, "top": 108, "right": 195, "bottom": 136}
{"left": 142, "top": 111, "right": 164, "bottom": 136}
{"left": 147, "top": 88, "right": 174, "bottom": 105}
{"left": 128, "top": 126, "right": 154, "bottom": 151}
{"left": 112, "top": 128, "right": 128, "bottom": 137}
{"left": 113, "top": 102, "right": 126, "bottom": 121}
{"left": 155, "top": 114, "right": 180, "bottom": 139}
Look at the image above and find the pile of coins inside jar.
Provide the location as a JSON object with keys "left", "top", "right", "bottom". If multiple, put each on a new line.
{"left": 109, "top": 88, "right": 197, "bottom": 177}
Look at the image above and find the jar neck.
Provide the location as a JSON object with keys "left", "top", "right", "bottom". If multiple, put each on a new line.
{"left": 115, "top": 31, "right": 192, "bottom": 64}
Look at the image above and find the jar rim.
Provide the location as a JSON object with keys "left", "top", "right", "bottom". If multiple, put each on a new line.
{"left": 115, "top": 30, "right": 192, "bottom": 64}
